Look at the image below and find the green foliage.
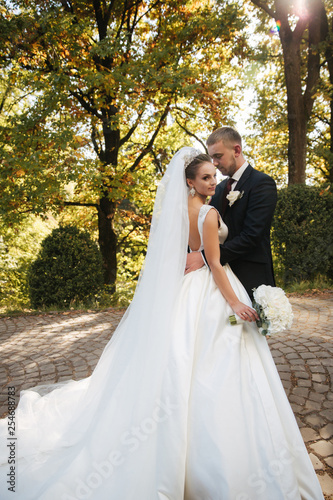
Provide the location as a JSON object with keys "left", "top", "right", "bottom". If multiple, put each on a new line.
{"left": 0, "top": 0, "right": 243, "bottom": 220}
{"left": 0, "top": 215, "right": 55, "bottom": 311}
{"left": 0, "top": 0, "right": 247, "bottom": 286}
{"left": 245, "top": 61, "right": 289, "bottom": 186}
{"left": 272, "top": 184, "right": 333, "bottom": 285}
{"left": 0, "top": 237, "right": 28, "bottom": 309}
{"left": 307, "top": 76, "right": 333, "bottom": 184}
{"left": 28, "top": 225, "right": 104, "bottom": 309}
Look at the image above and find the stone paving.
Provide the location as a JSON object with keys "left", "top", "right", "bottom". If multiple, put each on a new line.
{"left": 266, "top": 293, "right": 333, "bottom": 498}
{"left": 0, "top": 293, "right": 332, "bottom": 498}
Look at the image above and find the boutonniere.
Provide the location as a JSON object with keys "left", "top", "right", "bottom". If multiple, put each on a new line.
{"left": 226, "top": 190, "right": 244, "bottom": 207}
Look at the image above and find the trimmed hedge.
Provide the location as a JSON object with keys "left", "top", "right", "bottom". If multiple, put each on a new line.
{"left": 272, "top": 184, "right": 333, "bottom": 285}
{"left": 28, "top": 225, "right": 104, "bottom": 308}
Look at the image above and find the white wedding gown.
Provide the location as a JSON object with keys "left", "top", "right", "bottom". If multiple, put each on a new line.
{"left": 0, "top": 199, "right": 324, "bottom": 497}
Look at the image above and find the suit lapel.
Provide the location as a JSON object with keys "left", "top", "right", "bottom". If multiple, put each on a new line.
{"left": 223, "top": 165, "right": 253, "bottom": 220}
{"left": 215, "top": 166, "right": 253, "bottom": 219}
{"left": 234, "top": 164, "right": 253, "bottom": 192}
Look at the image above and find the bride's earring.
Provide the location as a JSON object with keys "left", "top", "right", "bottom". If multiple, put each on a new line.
{"left": 190, "top": 187, "right": 196, "bottom": 197}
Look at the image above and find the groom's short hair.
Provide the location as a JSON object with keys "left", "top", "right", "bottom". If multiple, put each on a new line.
{"left": 206, "top": 127, "right": 242, "bottom": 148}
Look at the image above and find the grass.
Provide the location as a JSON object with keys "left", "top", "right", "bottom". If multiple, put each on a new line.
{"left": 0, "top": 276, "right": 331, "bottom": 319}
{"left": 283, "top": 274, "right": 333, "bottom": 295}
{"left": 0, "top": 281, "right": 135, "bottom": 318}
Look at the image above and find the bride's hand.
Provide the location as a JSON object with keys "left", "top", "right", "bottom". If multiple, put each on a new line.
{"left": 231, "top": 301, "right": 259, "bottom": 322}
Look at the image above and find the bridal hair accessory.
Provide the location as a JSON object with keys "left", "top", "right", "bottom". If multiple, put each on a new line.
{"left": 183, "top": 148, "right": 201, "bottom": 170}
{"left": 229, "top": 285, "right": 293, "bottom": 337}
{"left": 226, "top": 190, "right": 244, "bottom": 207}
{"left": 189, "top": 187, "right": 196, "bottom": 197}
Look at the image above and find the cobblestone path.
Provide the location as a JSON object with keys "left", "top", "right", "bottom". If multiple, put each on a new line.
{"left": 0, "top": 293, "right": 332, "bottom": 497}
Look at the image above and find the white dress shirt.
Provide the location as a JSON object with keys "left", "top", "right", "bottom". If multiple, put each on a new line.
{"left": 230, "top": 161, "right": 248, "bottom": 190}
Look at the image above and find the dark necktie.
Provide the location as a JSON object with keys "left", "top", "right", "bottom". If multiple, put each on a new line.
{"left": 221, "top": 177, "right": 234, "bottom": 216}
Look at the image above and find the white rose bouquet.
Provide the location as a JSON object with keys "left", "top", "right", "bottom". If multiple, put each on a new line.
{"left": 229, "top": 285, "right": 293, "bottom": 337}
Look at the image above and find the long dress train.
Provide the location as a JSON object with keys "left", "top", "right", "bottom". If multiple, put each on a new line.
{"left": 0, "top": 149, "right": 323, "bottom": 499}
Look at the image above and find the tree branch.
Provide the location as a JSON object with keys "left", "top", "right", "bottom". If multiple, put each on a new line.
{"left": 135, "top": 0, "right": 161, "bottom": 26}
{"left": 0, "top": 83, "right": 11, "bottom": 115}
{"left": 60, "top": 1, "right": 74, "bottom": 14}
{"left": 63, "top": 201, "right": 99, "bottom": 208}
{"left": 250, "top": 0, "right": 275, "bottom": 19}
{"left": 174, "top": 105, "right": 197, "bottom": 119}
{"left": 129, "top": 100, "right": 171, "bottom": 172}
{"left": 106, "top": 0, "right": 116, "bottom": 20}
{"left": 119, "top": 108, "right": 145, "bottom": 147}
{"left": 150, "top": 148, "right": 164, "bottom": 174}
{"left": 303, "top": 0, "right": 324, "bottom": 117}
{"left": 293, "top": 17, "right": 310, "bottom": 41}
{"left": 115, "top": 0, "right": 128, "bottom": 40}
{"left": 117, "top": 222, "right": 142, "bottom": 248}
{"left": 91, "top": 123, "right": 104, "bottom": 158}
{"left": 175, "top": 118, "right": 208, "bottom": 153}
{"left": 93, "top": 0, "right": 108, "bottom": 40}
{"left": 69, "top": 89, "right": 103, "bottom": 119}
{"left": 312, "top": 113, "right": 330, "bottom": 126}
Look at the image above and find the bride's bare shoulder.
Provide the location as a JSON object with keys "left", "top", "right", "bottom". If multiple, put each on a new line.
{"left": 202, "top": 206, "right": 220, "bottom": 226}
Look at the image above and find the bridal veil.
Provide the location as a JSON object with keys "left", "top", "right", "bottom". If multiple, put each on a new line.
{"left": 0, "top": 147, "right": 200, "bottom": 499}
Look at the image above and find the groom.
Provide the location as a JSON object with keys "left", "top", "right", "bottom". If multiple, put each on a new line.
{"left": 186, "top": 126, "right": 277, "bottom": 300}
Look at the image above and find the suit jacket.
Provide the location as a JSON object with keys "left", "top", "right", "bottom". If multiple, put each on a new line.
{"left": 209, "top": 165, "right": 277, "bottom": 299}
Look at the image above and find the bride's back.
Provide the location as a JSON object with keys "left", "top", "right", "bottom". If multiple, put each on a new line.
{"left": 188, "top": 204, "right": 202, "bottom": 252}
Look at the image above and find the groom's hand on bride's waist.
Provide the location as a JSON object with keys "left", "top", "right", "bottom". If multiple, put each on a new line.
{"left": 185, "top": 252, "right": 205, "bottom": 275}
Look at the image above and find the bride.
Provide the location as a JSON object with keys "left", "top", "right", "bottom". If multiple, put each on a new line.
{"left": 0, "top": 147, "right": 323, "bottom": 499}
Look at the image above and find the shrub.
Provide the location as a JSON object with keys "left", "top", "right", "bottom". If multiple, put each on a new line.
{"left": 272, "top": 184, "right": 333, "bottom": 285}
{"left": 28, "top": 225, "right": 104, "bottom": 309}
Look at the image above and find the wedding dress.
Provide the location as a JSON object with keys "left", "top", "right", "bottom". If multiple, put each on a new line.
{"left": 0, "top": 148, "right": 323, "bottom": 500}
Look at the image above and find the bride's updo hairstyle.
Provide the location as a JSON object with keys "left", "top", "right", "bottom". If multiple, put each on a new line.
{"left": 185, "top": 154, "right": 212, "bottom": 187}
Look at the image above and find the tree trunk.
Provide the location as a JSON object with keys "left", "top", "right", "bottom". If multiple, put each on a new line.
{"left": 251, "top": 0, "right": 324, "bottom": 184}
{"left": 328, "top": 98, "right": 333, "bottom": 184}
{"left": 98, "top": 198, "right": 117, "bottom": 288}
{"left": 98, "top": 109, "right": 120, "bottom": 288}
{"left": 277, "top": 0, "right": 322, "bottom": 184}
{"left": 281, "top": 39, "right": 307, "bottom": 184}
{"left": 322, "top": 10, "right": 333, "bottom": 183}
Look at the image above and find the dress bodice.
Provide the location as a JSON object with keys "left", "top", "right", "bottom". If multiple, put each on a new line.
{"left": 195, "top": 204, "right": 228, "bottom": 252}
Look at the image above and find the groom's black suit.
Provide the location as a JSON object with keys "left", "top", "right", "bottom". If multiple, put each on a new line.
{"left": 209, "top": 165, "right": 277, "bottom": 300}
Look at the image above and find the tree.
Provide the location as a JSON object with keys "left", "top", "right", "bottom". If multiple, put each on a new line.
{"left": 245, "top": 57, "right": 290, "bottom": 186}
{"left": 0, "top": 0, "right": 245, "bottom": 290}
{"left": 317, "top": 3, "right": 333, "bottom": 183}
{"left": 250, "top": 0, "right": 328, "bottom": 184}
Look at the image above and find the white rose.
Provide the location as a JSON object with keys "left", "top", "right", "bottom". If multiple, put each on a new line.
{"left": 226, "top": 190, "right": 244, "bottom": 206}
{"left": 253, "top": 285, "right": 293, "bottom": 336}
{"left": 253, "top": 284, "right": 271, "bottom": 308}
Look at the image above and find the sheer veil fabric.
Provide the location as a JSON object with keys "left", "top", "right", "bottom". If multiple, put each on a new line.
{"left": 0, "top": 147, "right": 199, "bottom": 499}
